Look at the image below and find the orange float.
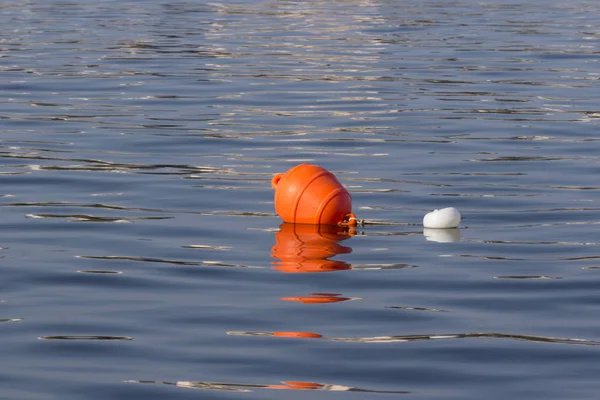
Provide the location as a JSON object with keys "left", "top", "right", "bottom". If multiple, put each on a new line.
{"left": 271, "top": 164, "right": 357, "bottom": 226}
{"left": 271, "top": 223, "right": 353, "bottom": 273}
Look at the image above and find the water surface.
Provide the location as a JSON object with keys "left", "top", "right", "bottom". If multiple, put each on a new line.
{"left": 1, "top": 0, "right": 600, "bottom": 398}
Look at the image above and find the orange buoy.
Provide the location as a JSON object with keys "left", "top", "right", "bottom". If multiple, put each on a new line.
{"left": 271, "top": 223, "right": 353, "bottom": 273}
{"left": 271, "top": 164, "right": 357, "bottom": 226}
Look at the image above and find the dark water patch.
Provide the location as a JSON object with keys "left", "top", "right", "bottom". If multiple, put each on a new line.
{"left": 386, "top": 306, "right": 449, "bottom": 313}
{"left": 25, "top": 214, "right": 172, "bottom": 223}
{"left": 76, "top": 255, "right": 263, "bottom": 269}
{"left": 38, "top": 335, "right": 133, "bottom": 341}
{"left": 330, "top": 333, "right": 600, "bottom": 346}
{"left": 76, "top": 270, "right": 123, "bottom": 275}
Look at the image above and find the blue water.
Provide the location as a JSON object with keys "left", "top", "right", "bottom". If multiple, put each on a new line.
{"left": 2, "top": 0, "right": 600, "bottom": 398}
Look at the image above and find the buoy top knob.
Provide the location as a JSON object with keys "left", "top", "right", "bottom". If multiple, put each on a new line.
{"left": 271, "top": 173, "right": 284, "bottom": 189}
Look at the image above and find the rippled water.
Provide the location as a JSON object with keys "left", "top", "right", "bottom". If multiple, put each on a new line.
{"left": 2, "top": 0, "right": 600, "bottom": 398}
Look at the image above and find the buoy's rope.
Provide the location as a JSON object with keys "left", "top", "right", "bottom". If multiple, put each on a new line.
{"left": 360, "top": 220, "right": 421, "bottom": 227}
{"left": 338, "top": 212, "right": 364, "bottom": 227}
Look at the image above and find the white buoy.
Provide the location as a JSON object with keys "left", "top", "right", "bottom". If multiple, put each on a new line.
{"left": 423, "top": 207, "right": 461, "bottom": 229}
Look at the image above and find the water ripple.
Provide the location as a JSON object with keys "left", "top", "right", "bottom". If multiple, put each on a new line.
{"left": 386, "top": 306, "right": 449, "bottom": 313}
{"left": 25, "top": 213, "right": 171, "bottom": 223}
{"left": 38, "top": 335, "right": 133, "bottom": 341}
{"left": 125, "top": 379, "right": 409, "bottom": 394}
{"left": 76, "top": 255, "right": 263, "bottom": 269}
{"left": 228, "top": 331, "right": 600, "bottom": 347}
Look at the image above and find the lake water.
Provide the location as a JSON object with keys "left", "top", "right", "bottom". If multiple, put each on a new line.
{"left": 2, "top": 0, "right": 600, "bottom": 398}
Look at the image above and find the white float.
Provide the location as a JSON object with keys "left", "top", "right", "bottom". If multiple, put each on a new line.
{"left": 423, "top": 207, "right": 461, "bottom": 229}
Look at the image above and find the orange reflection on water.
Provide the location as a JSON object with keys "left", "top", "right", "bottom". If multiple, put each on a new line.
{"left": 266, "top": 381, "right": 325, "bottom": 390}
{"left": 272, "top": 331, "right": 323, "bottom": 339}
{"left": 226, "top": 330, "right": 323, "bottom": 339}
{"left": 271, "top": 223, "right": 353, "bottom": 273}
{"left": 281, "top": 292, "right": 359, "bottom": 304}
{"left": 126, "top": 378, "right": 410, "bottom": 394}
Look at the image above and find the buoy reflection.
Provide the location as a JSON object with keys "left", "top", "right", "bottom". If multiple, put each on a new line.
{"left": 227, "top": 330, "right": 600, "bottom": 346}
{"left": 125, "top": 379, "right": 409, "bottom": 394}
{"left": 271, "top": 223, "right": 353, "bottom": 273}
{"left": 227, "top": 331, "right": 323, "bottom": 339}
{"left": 423, "top": 227, "right": 461, "bottom": 243}
{"left": 281, "top": 292, "right": 361, "bottom": 304}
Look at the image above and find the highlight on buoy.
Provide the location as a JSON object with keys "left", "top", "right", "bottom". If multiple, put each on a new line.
{"left": 271, "top": 164, "right": 357, "bottom": 226}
